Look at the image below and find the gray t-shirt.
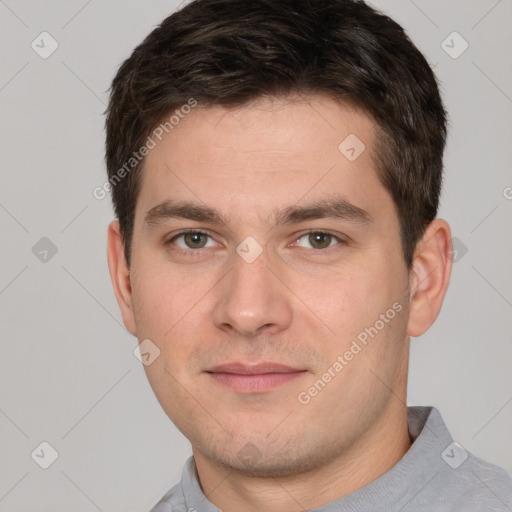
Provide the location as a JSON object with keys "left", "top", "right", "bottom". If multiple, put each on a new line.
{"left": 149, "top": 406, "right": 512, "bottom": 511}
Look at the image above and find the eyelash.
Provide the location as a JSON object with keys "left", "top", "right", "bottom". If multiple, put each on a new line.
{"left": 164, "top": 229, "right": 346, "bottom": 255}
{"left": 293, "top": 230, "right": 347, "bottom": 253}
{"left": 164, "top": 229, "right": 219, "bottom": 257}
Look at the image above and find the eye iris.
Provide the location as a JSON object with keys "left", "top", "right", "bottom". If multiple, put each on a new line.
{"left": 309, "top": 232, "right": 331, "bottom": 249}
{"left": 184, "top": 232, "right": 207, "bottom": 248}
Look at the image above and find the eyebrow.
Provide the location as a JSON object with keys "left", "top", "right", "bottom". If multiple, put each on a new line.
{"left": 273, "top": 198, "right": 371, "bottom": 226}
{"left": 145, "top": 201, "right": 227, "bottom": 227}
{"left": 144, "top": 197, "right": 372, "bottom": 228}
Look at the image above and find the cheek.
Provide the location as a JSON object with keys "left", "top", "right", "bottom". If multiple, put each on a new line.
{"left": 131, "top": 274, "right": 172, "bottom": 337}
{"left": 132, "top": 269, "right": 203, "bottom": 422}
{"left": 131, "top": 264, "right": 214, "bottom": 372}
{"left": 131, "top": 262, "right": 202, "bottom": 336}
{"left": 304, "top": 258, "right": 406, "bottom": 346}
{"left": 304, "top": 272, "right": 378, "bottom": 323}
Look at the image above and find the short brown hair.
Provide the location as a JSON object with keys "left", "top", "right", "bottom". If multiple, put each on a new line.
{"left": 105, "top": 0, "right": 447, "bottom": 268}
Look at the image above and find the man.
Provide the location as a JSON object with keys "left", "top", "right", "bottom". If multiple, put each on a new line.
{"left": 104, "top": 0, "right": 512, "bottom": 510}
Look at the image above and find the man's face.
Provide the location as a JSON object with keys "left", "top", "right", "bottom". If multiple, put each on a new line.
{"left": 124, "top": 95, "right": 413, "bottom": 476}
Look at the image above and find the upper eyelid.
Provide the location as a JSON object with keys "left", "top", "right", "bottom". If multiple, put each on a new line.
{"left": 166, "top": 229, "right": 217, "bottom": 242}
{"left": 292, "top": 232, "right": 346, "bottom": 250}
{"left": 295, "top": 230, "right": 344, "bottom": 240}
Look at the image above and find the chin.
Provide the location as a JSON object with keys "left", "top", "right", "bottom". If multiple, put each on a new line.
{"left": 202, "top": 438, "right": 330, "bottom": 479}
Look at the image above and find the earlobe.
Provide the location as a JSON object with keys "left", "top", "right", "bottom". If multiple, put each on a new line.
{"left": 406, "top": 218, "right": 453, "bottom": 338}
{"left": 107, "top": 220, "right": 137, "bottom": 336}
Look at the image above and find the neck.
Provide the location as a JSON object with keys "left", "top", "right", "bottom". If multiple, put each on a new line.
{"left": 193, "top": 400, "right": 412, "bottom": 512}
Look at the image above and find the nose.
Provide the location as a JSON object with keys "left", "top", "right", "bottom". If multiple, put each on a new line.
{"left": 211, "top": 247, "right": 293, "bottom": 338}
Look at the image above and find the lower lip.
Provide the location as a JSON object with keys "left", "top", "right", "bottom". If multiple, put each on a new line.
{"left": 207, "top": 371, "right": 306, "bottom": 392}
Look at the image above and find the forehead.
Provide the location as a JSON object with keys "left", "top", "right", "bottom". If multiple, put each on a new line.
{"left": 152, "top": 95, "right": 376, "bottom": 164}
{"left": 135, "top": 94, "right": 395, "bottom": 229}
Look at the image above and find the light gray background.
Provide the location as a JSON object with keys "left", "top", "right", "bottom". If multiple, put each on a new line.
{"left": 0, "top": 1, "right": 511, "bottom": 510}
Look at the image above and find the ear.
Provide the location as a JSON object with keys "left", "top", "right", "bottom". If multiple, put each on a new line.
{"left": 407, "top": 218, "right": 453, "bottom": 337}
{"left": 107, "top": 220, "right": 137, "bottom": 336}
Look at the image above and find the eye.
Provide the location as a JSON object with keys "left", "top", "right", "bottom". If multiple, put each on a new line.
{"left": 294, "top": 231, "right": 344, "bottom": 250}
{"left": 169, "top": 231, "right": 217, "bottom": 250}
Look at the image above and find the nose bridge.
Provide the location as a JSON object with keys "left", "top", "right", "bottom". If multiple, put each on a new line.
{"left": 212, "top": 245, "right": 293, "bottom": 336}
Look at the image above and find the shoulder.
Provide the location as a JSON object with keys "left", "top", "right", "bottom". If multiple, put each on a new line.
{"left": 421, "top": 449, "right": 512, "bottom": 510}
{"left": 451, "top": 452, "right": 512, "bottom": 509}
{"left": 406, "top": 407, "right": 512, "bottom": 510}
{"left": 148, "top": 482, "right": 188, "bottom": 512}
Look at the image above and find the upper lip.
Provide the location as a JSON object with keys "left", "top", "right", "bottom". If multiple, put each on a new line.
{"left": 206, "top": 362, "right": 305, "bottom": 374}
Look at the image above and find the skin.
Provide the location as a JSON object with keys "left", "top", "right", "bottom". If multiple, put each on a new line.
{"left": 108, "top": 94, "right": 452, "bottom": 512}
